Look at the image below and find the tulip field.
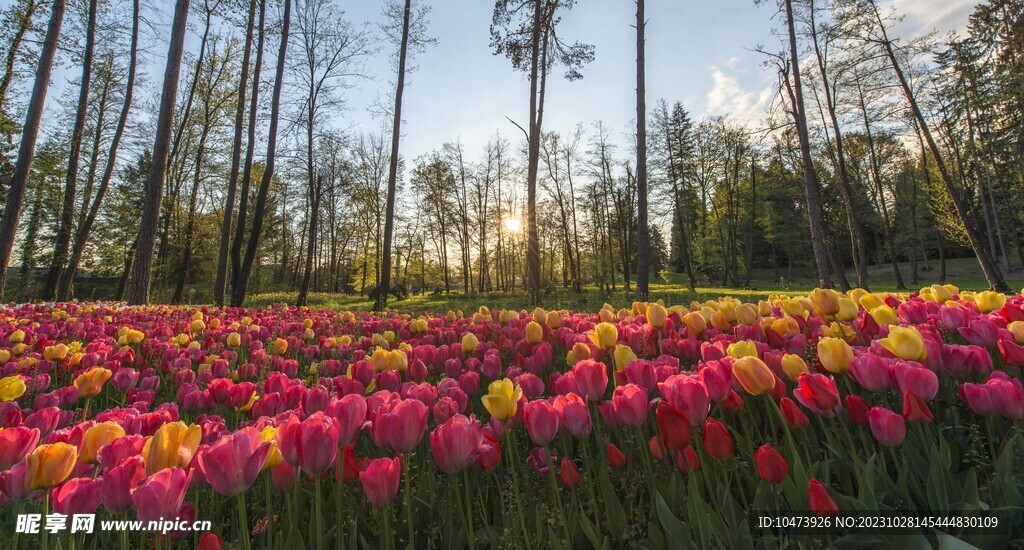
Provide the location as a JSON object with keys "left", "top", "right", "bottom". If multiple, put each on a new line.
{"left": 1, "top": 286, "right": 1023, "bottom": 548}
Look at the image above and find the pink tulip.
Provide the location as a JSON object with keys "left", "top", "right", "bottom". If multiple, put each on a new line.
{"left": 429, "top": 414, "right": 490, "bottom": 474}
{"left": 325, "top": 394, "right": 367, "bottom": 447}
{"left": 0, "top": 460, "right": 33, "bottom": 500}
{"left": 866, "top": 407, "right": 906, "bottom": 447}
{"left": 891, "top": 361, "right": 939, "bottom": 400}
{"left": 52, "top": 476, "right": 103, "bottom": 515}
{"left": 131, "top": 467, "right": 192, "bottom": 523}
{"left": 794, "top": 373, "right": 842, "bottom": 417}
{"left": 359, "top": 456, "right": 401, "bottom": 507}
{"left": 100, "top": 456, "right": 146, "bottom": 514}
{"left": 848, "top": 355, "right": 892, "bottom": 392}
{"left": 699, "top": 361, "right": 732, "bottom": 403}
{"left": 611, "top": 384, "right": 648, "bottom": 428}
{"left": 625, "top": 360, "right": 657, "bottom": 394}
{"left": 276, "top": 412, "right": 341, "bottom": 476}
{"left": 940, "top": 345, "right": 992, "bottom": 378}
{"left": 959, "top": 319, "right": 1000, "bottom": 349}
{"left": 551, "top": 392, "right": 592, "bottom": 439}
{"left": 523, "top": 400, "right": 560, "bottom": 446}
{"left": 370, "top": 398, "right": 429, "bottom": 452}
{"left": 572, "top": 360, "right": 608, "bottom": 400}
{"left": 0, "top": 426, "right": 39, "bottom": 470}
{"left": 197, "top": 427, "right": 271, "bottom": 497}
{"left": 658, "top": 375, "right": 710, "bottom": 426}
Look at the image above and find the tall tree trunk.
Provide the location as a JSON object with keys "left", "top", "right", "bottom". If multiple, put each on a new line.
{"left": 525, "top": 0, "right": 543, "bottom": 304}
{"left": 298, "top": 177, "right": 321, "bottom": 306}
{"left": 0, "top": 0, "right": 66, "bottom": 297}
{"left": 0, "top": 0, "right": 40, "bottom": 115}
{"left": 214, "top": 0, "right": 257, "bottom": 307}
{"left": 232, "top": 0, "right": 290, "bottom": 307}
{"left": 126, "top": 0, "right": 190, "bottom": 305}
{"left": 42, "top": 0, "right": 97, "bottom": 300}
{"left": 634, "top": 0, "right": 650, "bottom": 300}
{"left": 375, "top": 0, "right": 410, "bottom": 310}
{"left": 59, "top": 0, "right": 139, "bottom": 301}
{"left": 867, "top": 0, "right": 1007, "bottom": 291}
{"left": 784, "top": 0, "right": 832, "bottom": 288}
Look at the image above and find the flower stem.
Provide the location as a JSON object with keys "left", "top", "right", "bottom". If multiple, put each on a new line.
{"left": 238, "top": 490, "right": 252, "bottom": 550}
{"left": 462, "top": 469, "right": 475, "bottom": 550}
{"left": 315, "top": 477, "right": 324, "bottom": 550}
{"left": 404, "top": 458, "right": 415, "bottom": 548}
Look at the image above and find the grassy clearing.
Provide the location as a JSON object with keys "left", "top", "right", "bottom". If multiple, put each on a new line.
{"left": 246, "top": 257, "right": 1024, "bottom": 313}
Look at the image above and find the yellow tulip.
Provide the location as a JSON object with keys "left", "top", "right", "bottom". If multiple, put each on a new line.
{"left": 821, "top": 322, "right": 857, "bottom": 342}
{"left": 613, "top": 344, "right": 637, "bottom": 370}
{"left": 770, "top": 316, "right": 800, "bottom": 337}
{"left": 1008, "top": 321, "right": 1024, "bottom": 344}
{"left": 732, "top": 356, "right": 776, "bottom": 396}
{"left": 976, "top": 291, "right": 1006, "bottom": 314}
{"left": 80, "top": 421, "right": 126, "bottom": 464}
{"left": 598, "top": 309, "right": 615, "bottom": 323}
{"left": 869, "top": 305, "right": 897, "bottom": 327}
{"left": 273, "top": 338, "right": 289, "bottom": 356}
{"left": 525, "top": 321, "right": 543, "bottom": 345}
{"left": 0, "top": 349, "right": 10, "bottom": 364}
{"left": 683, "top": 312, "right": 707, "bottom": 335}
{"left": 371, "top": 348, "right": 391, "bottom": 372}
{"left": 809, "top": 288, "right": 840, "bottom": 316}
{"left": 736, "top": 303, "right": 759, "bottom": 326}
{"left": 0, "top": 374, "right": 26, "bottom": 402}
{"left": 545, "top": 310, "right": 562, "bottom": 329}
{"left": 726, "top": 340, "right": 758, "bottom": 358}
{"left": 25, "top": 443, "right": 77, "bottom": 490}
{"left": 780, "top": 299, "right": 806, "bottom": 317}
{"left": 43, "top": 344, "right": 69, "bottom": 362}
{"left": 227, "top": 332, "right": 241, "bottom": 347}
{"left": 710, "top": 310, "right": 731, "bottom": 331}
{"left": 9, "top": 329, "right": 25, "bottom": 344}
{"left": 461, "top": 332, "right": 479, "bottom": 354}
{"left": 589, "top": 322, "right": 618, "bottom": 350}
{"left": 481, "top": 379, "right": 522, "bottom": 421}
{"left": 817, "top": 337, "right": 854, "bottom": 374}
{"left": 389, "top": 349, "right": 408, "bottom": 372}
{"left": 859, "top": 293, "right": 884, "bottom": 311}
{"left": 261, "top": 427, "right": 282, "bottom": 471}
{"left": 878, "top": 326, "right": 927, "bottom": 361}
{"left": 74, "top": 367, "right": 112, "bottom": 399}
{"left": 836, "top": 298, "right": 859, "bottom": 322}
{"left": 781, "top": 354, "right": 809, "bottom": 382}
{"left": 758, "top": 300, "right": 773, "bottom": 317}
{"left": 144, "top": 421, "right": 202, "bottom": 474}
{"left": 531, "top": 307, "right": 546, "bottom": 324}
{"left": 567, "top": 342, "right": 591, "bottom": 366}
{"left": 930, "top": 284, "right": 954, "bottom": 302}
{"left": 647, "top": 303, "right": 668, "bottom": 329}
{"left": 189, "top": 319, "right": 206, "bottom": 333}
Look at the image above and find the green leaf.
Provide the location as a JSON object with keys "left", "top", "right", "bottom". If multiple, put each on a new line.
{"left": 656, "top": 489, "right": 692, "bottom": 549}
{"left": 598, "top": 470, "right": 627, "bottom": 536}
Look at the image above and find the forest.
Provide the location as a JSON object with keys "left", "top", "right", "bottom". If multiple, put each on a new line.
{"left": 0, "top": 0, "right": 1021, "bottom": 307}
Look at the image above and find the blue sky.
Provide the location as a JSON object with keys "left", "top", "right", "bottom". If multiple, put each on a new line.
{"left": 23, "top": 0, "right": 980, "bottom": 163}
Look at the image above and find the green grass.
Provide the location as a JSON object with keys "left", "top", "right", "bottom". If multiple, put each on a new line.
{"left": 246, "top": 257, "right": 1024, "bottom": 313}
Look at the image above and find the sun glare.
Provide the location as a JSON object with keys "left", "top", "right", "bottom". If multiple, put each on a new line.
{"left": 504, "top": 216, "right": 522, "bottom": 234}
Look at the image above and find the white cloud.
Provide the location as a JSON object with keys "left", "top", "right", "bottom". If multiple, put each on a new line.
{"left": 704, "top": 65, "right": 774, "bottom": 125}
{"left": 891, "top": 0, "right": 976, "bottom": 37}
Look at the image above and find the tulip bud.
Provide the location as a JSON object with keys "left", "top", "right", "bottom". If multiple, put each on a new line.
{"left": 808, "top": 478, "right": 839, "bottom": 517}
{"left": 606, "top": 443, "right": 626, "bottom": 468}
{"left": 755, "top": 444, "right": 788, "bottom": 485}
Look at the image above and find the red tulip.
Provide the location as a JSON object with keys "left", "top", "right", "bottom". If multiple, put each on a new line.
{"left": 780, "top": 397, "right": 809, "bottom": 429}
{"left": 100, "top": 456, "right": 146, "bottom": 514}
{"left": 429, "top": 414, "right": 490, "bottom": 474}
{"left": 271, "top": 461, "right": 295, "bottom": 492}
{"left": 844, "top": 394, "right": 870, "bottom": 425}
{"left": 523, "top": 400, "right": 560, "bottom": 446}
{"left": 559, "top": 457, "right": 579, "bottom": 489}
{"left": 701, "top": 418, "right": 734, "bottom": 459}
{"left": 866, "top": 407, "right": 906, "bottom": 447}
{"left": 359, "top": 456, "right": 402, "bottom": 507}
{"left": 132, "top": 467, "right": 192, "bottom": 523}
{"left": 476, "top": 433, "right": 501, "bottom": 473}
{"left": 198, "top": 532, "right": 223, "bottom": 550}
{"left": 655, "top": 400, "right": 691, "bottom": 450}
{"left": 755, "top": 444, "right": 787, "bottom": 485}
{"left": 197, "top": 427, "right": 271, "bottom": 496}
{"left": 370, "top": 398, "right": 429, "bottom": 452}
{"left": 52, "top": 476, "right": 103, "bottom": 515}
{"left": 276, "top": 412, "right": 340, "bottom": 476}
{"left": 0, "top": 426, "right": 38, "bottom": 470}
{"left": 794, "top": 373, "right": 841, "bottom": 417}
{"left": 999, "top": 339, "right": 1024, "bottom": 367}
{"left": 902, "top": 390, "right": 934, "bottom": 423}
{"left": 808, "top": 478, "right": 839, "bottom": 516}
{"left": 612, "top": 384, "right": 648, "bottom": 427}
{"left": 674, "top": 446, "right": 700, "bottom": 473}
{"left": 647, "top": 435, "right": 667, "bottom": 461}
{"left": 606, "top": 443, "right": 626, "bottom": 468}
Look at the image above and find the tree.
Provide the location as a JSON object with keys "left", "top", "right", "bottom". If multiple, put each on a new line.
{"left": 232, "top": 0, "right": 292, "bottom": 307}
{"left": 42, "top": 0, "right": 98, "bottom": 300}
{"left": 127, "top": 0, "right": 191, "bottom": 305}
{"left": 214, "top": 0, "right": 259, "bottom": 307}
{"left": 634, "top": 0, "right": 650, "bottom": 300}
{"left": 58, "top": 0, "right": 141, "bottom": 300}
{"left": 376, "top": 0, "right": 434, "bottom": 310}
{"left": 490, "top": 0, "right": 593, "bottom": 303}
{"left": 0, "top": 0, "right": 66, "bottom": 298}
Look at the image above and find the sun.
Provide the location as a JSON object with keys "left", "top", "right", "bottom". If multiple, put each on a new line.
{"left": 504, "top": 216, "right": 522, "bottom": 234}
